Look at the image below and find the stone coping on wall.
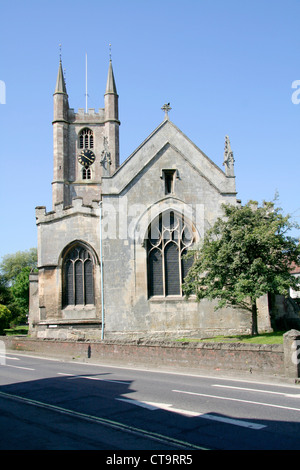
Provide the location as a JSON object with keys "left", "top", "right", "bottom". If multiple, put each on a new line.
{"left": 0, "top": 336, "right": 285, "bottom": 380}
{"left": 1, "top": 335, "right": 283, "bottom": 350}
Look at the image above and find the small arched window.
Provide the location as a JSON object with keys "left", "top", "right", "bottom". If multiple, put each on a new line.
{"left": 147, "top": 211, "right": 195, "bottom": 297}
{"left": 79, "top": 128, "right": 94, "bottom": 149}
{"left": 63, "top": 245, "right": 94, "bottom": 307}
{"left": 82, "top": 167, "right": 91, "bottom": 180}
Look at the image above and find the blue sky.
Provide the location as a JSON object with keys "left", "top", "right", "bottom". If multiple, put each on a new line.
{"left": 0, "top": 0, "right": 299, "bottom": 260}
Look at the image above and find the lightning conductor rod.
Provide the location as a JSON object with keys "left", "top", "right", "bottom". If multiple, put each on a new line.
{"left": 85, "top": 52, "right": 88, "bottom": 113}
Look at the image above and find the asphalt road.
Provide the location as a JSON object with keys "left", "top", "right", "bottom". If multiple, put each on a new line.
{"left": 1, "top": 351, "right": 300, "bottom": 452}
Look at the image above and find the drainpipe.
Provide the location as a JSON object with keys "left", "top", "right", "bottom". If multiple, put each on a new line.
{"left": 99, "top": 201, "right": 104, "bottom": 340}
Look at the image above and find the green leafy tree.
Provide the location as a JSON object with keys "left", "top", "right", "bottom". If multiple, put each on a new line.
{"left": 11, "top": 266, "right": 32, "bottom": 323}
{"left": 0, "top": 275, "right": 12, "bottom": 306}
{"left": 183, "top": 201, "right": 300, "bottom": 335}
{"left": 0, "top": 304, "right": 12, "bottom": 335}
{"left": 0, "top": 248, "right": 37, "bottom": 284}
{"left": 0, "top": 248, "right": 37, "bottom": 324}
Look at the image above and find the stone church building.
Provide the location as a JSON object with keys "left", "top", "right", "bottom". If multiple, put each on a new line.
{"left": 28, "top": 58, "right": 272, "bottom": 341}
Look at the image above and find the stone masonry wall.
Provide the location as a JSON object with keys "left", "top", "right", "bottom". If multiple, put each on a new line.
{"left": 1, "top": 337, "right": 284, "bottom": 378}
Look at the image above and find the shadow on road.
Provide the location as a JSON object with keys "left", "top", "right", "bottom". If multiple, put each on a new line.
{"left": 0, "top": 371, "right": 300, "bottom": 450}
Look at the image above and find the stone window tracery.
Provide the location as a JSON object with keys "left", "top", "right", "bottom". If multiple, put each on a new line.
{"left": 147, "top": 211, "right": 194, "bottom": 297}
{"left": 63, "top": 245, "right": 94, "bottom": 307}
{"left": 79, "top": 128, "right": 94, "bottom": 149}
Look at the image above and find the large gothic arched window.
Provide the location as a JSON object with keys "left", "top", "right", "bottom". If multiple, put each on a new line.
{"left": 63, "top": 245, "right": 94, "bottom": 307}
{"left": 147, "top": 211, "right": 194, "bottom": 297}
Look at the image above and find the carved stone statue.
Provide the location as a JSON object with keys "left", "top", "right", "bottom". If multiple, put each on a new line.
{"left": 223, "top": 135, "right": 235, "bottom": 177}
{"left": 100, "top": 136, "right": 112, "bottom": 176}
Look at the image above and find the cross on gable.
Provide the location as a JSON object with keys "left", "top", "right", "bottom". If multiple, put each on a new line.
{"left": 161, "top": 103, "right": 172, "bottom": 119}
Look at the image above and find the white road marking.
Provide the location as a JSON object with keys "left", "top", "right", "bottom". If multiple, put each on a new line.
{"left": 0, "top": 391, "right": 207, "bottom": 450}
{"left": 116, "top": 397, "right": 266, "bottom": 429}
{"left": 2, "top": 365, "right": 35, "bottom": 371}
{"left": 199, "top": 413, "right": 266, "bottom": 429}
{"left": 0, "top": 355, "right": 19, "bottom": 361}
{"left": 57, "top": 373, "right": 131, "bottom": 384}
{"left": 5, "top": 352, "right": 300, "bottom": 392}
{"left": 116, "top": 398, "right": 163, "bottom": 411}
{"left": 117, "top": 398, "right": 200, "bottom": 416}
{"left": 213, "top": 384, "right": 300, "bottom": 398}
{"left": 173, "top": 389, "right": 300, "bottom": 412}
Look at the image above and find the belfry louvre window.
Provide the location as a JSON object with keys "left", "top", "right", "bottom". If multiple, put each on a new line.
{"left": 79, "top": 128, "right": 94, "bottom": 149}
{"left": 63, "top": 245, "right": 94, "bottom": 306}
{"left": 147, "top": 211, "right": 194, "bottom": 297}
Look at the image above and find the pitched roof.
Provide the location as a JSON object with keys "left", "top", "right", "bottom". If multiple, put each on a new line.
{"left": 101, "top": 118, "right": 236, "bottom": 196}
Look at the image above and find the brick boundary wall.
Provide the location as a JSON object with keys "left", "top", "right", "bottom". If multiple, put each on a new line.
{"left": 1, "top": 336, "right": 285, "bottom": 378}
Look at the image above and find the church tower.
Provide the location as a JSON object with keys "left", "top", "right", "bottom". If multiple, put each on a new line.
{"left": 52, "top": 56, "right": 120, "bottom": 208}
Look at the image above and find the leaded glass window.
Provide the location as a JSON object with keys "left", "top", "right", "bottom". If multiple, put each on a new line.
{"left": 147, "top": 211, "right": 194, "bottom": 297}
{"left": 63, "top": 245, "right": 94, "bottom": 307}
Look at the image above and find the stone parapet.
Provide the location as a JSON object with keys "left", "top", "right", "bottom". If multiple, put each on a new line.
{"left": 35, "top": 198, "right": 100, "bottom": 224}
{"left": 68, "top": 107, "right": 105, "bottom": 123}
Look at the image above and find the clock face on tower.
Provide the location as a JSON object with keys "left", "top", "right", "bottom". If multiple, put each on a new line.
{"left": 78, "top": 149, "right": 95, "bottom": 167}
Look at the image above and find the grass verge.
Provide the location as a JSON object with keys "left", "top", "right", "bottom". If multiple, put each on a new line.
{"left": 176, "top": 331, "right": 284, "bottom": 345}
{"left": 4, "top": 325, "right": 29, "bottom": 336}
